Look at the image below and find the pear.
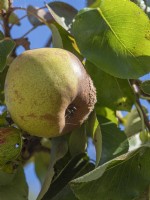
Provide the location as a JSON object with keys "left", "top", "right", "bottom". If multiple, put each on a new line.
{"left": 4, "top": 48, "right": 96, "bottom": 138}
{"left": 0, "top": 127, "right": 22, "bottom": 166}
{"left": 0, "top": 0, "right": 9, "bottom": 11}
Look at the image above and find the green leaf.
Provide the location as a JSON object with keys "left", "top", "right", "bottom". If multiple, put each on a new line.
{"left": 72, "top": 0, "right": 150, "bottom": 78}
{"left": 135, "top": 187, "right": 150, "bottom": 200}
{"left": 27, "top": 5, "right": 52, "bottom": 27}
{"left": 85, "top": 61, "right": 135, "bottom": 110}
{"left": 96, "top": 106, "right": 118, "bottom": 124}
{"left": 0, "top": 31, "right": 4, "bottom": 40}
{"left": 97, "top": 115, "right": 129, "bottom": 164}
{"left": 0, "top": 169, "right": 16, "bottom": 186}
{"left": 51, "top": 162, "right": 95, "bottom": 200}
{"left": 69, "top": 125, "right": 87, "bottom": 157}
{"left": 50, "top": 23, "right": 63, "bottom": 48}
{"left": 0, "top": 38, "right": 15, "bottom": 72}
{"left": 51, "top": 185, "right": 78, "bottom": 200}
{"left": 37, "top": 136, "right": 68, "bottom": 200}
{"left": 47, "top": 2, "right": 78, "bottom": 30}
{"left": 140, "top": 80, "right": 150, "bottom": 95}
{"left": 70, "top": 145, "right": 150, "bottom": 200}
{"left": 42, "top": 153, "right": 88, "bottom": 200}
{"left": 34, "top": 151, "right": 51, "bottom": 185}
{"left": 124, "top": 107, "right": 148, "bottom": 137}
{"left": 0, "top": 166, "right": 28, "bottom": 200}
{"left": 0, "top": 112, "right": 8, "bottom": 127}
{"left": 9, "top": 12, "right": 21, "bottom": 26}
{"left": 50, "top": 23, "right": 82, "bottom": 60}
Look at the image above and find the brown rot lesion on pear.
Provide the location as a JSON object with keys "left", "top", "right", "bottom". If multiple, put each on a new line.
{"left": 65, "top": 104, "right": 77, "bottom": 119}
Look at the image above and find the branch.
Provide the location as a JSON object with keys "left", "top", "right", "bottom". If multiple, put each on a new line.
{"left": 129, "top": 79, "right": 150, "bottom": 132}
{"left": 20, "top": 26, "right": 36, "bottom": 38}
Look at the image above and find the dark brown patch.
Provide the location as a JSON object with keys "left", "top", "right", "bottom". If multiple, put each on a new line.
{"left": 62, "top": 60, "right": 97, "bottom": 134}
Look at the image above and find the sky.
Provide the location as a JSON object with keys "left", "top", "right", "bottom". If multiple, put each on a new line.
{"left": 11, "top": 0, "right": 86, "bottom": 55}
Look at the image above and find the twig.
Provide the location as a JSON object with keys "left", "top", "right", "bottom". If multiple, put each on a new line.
{"left": 129, "top": 79, "right": 150, "bottom": 132}
{"left": 135, "top": 98, "right": 150, "bottom": 131}
{"left": 12, "top": 7, "right": 49, "bottom": 26}
{"left": 20, "top": 26, "right": 36, "bottom": 38}
{"left": 10, "top": 5, "right": 48, "bottom": 29}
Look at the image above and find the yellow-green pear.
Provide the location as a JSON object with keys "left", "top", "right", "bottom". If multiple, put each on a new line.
{"left": 4, "top": 48, "right": 96, "bottom": 138}
{"left": 0, "top": 0, "right": 9, "bottom": 11}
{"left": 0, "top": 127, "right": 22, "bottom": 166}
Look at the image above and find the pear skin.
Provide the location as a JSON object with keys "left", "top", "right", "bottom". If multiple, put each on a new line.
{"left": 5, "top": 48, "right": 96, "bottom": 138}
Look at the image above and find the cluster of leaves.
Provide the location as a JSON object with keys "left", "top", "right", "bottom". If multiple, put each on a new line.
{"left": 0, "top": 0, "right": 150, "bottom": 200}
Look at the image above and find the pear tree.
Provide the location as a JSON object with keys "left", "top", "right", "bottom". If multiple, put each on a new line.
{"left": 0, "top": 0, "right": 150, "bottom": 200}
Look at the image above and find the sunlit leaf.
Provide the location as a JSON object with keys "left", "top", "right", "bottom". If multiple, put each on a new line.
{"left": 50, "top": 23, "right": 82, "bottom": 60}
{"left": 72, "top": 0, "right": 150, "bottom": 78}
{"left": 96, "top": 106, "right": 118, "bottom": 124}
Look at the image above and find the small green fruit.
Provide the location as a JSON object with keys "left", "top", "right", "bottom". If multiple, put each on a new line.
{"left": 0, "top": 127, "right": 22, "bottom": 166}
{"left": 4, "top": 48, "right": 96, "bottom": 138}
{"left": 0, "top": 0, "right": 9, "bottom": 11}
